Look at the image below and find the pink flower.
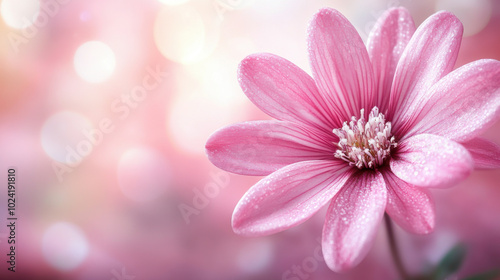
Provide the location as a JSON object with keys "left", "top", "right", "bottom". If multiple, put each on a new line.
{"left": 206, "top": 7, "right": 500, "bottom": 271}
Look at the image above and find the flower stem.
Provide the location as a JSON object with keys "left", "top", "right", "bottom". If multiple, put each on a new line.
{"left": 384, "top": 213, "right": 410, "bottom": 280}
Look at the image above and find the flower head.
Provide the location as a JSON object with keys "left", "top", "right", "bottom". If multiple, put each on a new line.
{"left": 206, "top": 7, "right": 500, "bottom": 271}
{"left": 333, "top": 107, "right": 397, "bottom": 169}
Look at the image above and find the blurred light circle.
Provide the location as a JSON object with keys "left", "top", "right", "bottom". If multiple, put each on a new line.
{"left": 42, "top": 222, "right": 89, "bottom": 271}
{"left": 158, "top": 0, "right": 190, "bottom": 5}
{"left": 197, "top": 60, "right": 247, "bottom": 107}
{"left": 117, "top": 147, "right": 171, "bottom": 202}
{"left": 41, "top": 111, "right": 94, "bottom": 165}
{"left": 236, "top": 239, "right": 274, "bottom": 273}
{"left": 74, "top": 41, "right": 116, "bottom": 83}
{"left": 154, "top": 5, "right": 216, "bottom": 64}
{"left": 167, "top": 91, "right": 245, "bottom": 154}
{"left": 436, "top": 0, "right": 492, "bottom": 36}
{"left": 168, "top": 58, "right": 247, "bottom": 153}
{"left": 0, "top": 0, "right": 40, "bottom": 29}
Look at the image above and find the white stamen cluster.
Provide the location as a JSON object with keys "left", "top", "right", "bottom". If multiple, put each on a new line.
{"left": 333, "top": 107, "right": 397, "bottom": 169}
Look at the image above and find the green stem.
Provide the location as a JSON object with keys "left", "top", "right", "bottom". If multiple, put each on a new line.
{"left": 385, "top": 213, "right": 411, "bottom": 280}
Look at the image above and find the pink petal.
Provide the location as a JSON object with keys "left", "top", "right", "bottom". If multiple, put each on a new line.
{"left": 390, "top": 134, "right": 473, "bottom": 188}
{"left": 322, "top": 171, "right": 386, "bottom": 271}
{"left": 461, "top": 137, "right": 500, "bottom": 169}
{"left": 390, "top": 11, "right": 463, "bottom": 136}
{"left": 403, "top": 59, "right": 500, "bottom": 142}
{"left": 367, "top": 7, "right": 415, "bottom": 113}
{"left": 206, "top": 120, "right": 335, "bottom": 176}
{"left": 383, "top": 170, "right": 435, "bottom": 234}
{"left": 308, "top": 8, "right": 375, "bottom": 122}
{"left": 232, "top": 160, "right": 354, "bottom": 236}
{"left": 238, "top": 53, "right": 341, "bottom": 131}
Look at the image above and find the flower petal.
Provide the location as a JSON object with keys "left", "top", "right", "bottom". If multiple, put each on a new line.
{"left": 322, "top": 171, "right": 386, "bottom": 272}
{"left": 238, "top": 53, "right": 340, "bottom": 130}
{"left": 308, "top": 8, "right": 375, "bottom": 121}
{"left": 383, "top": 170, "right": 435, "bottom": 234}
{"left": 403, "top": 59, "right": 500, "bottom": 142}
{"left": 461, "top": 137, "right": 500, "bottom": 169}
{"left": 391, "top": 134, "right": 473, "bottom": 188}
{"left": 367, "top": 7, "right": 415, "bottom": 113}
{"left": 232, "top": 160, "right": 354, "bottom": 237}
{"left": 390, "top": 11, "right": 463, "bottom": 135}
{"left": 206, "top": 120, "right": 335, "bottom": 176}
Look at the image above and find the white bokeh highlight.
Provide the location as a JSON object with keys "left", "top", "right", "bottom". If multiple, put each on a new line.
{"left": 41, "top": 111, "right": 94, "bottom": 165}
{"left": 42, "top": 222, "right": 89, "bottom": 271}
{"left": 74, "top": 41, "right": 116, "bottom": 83}
{"left": 154, "top": 5, "right": 219, "bottom": 64}
{"left": 117, "top": 147, "right": 171, "bottom": 202}
{"left": 167, "top": 54, "right": 249, "bottom": 153}
{"left": 0, "top": 0, "right": 40, "bottom": 29}
{"left": 167, "top": 88, "right": 246, "bottom": 154}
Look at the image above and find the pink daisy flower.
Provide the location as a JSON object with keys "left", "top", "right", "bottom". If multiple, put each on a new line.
{"left": 206, "top": 7, "right": 500, "bottom": 271}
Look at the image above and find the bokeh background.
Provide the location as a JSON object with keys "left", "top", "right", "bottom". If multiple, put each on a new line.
{"left": 0, "top": 0, "right": 499, "bottom": 279}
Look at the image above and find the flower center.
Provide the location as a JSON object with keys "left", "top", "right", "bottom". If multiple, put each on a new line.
{"left": 333, "top": 107, "right": 397, "bottom": 169}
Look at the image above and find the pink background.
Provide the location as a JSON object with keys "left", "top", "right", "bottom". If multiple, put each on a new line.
{"left": 0, "top": 0, "right": 499, "bottom": 279}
